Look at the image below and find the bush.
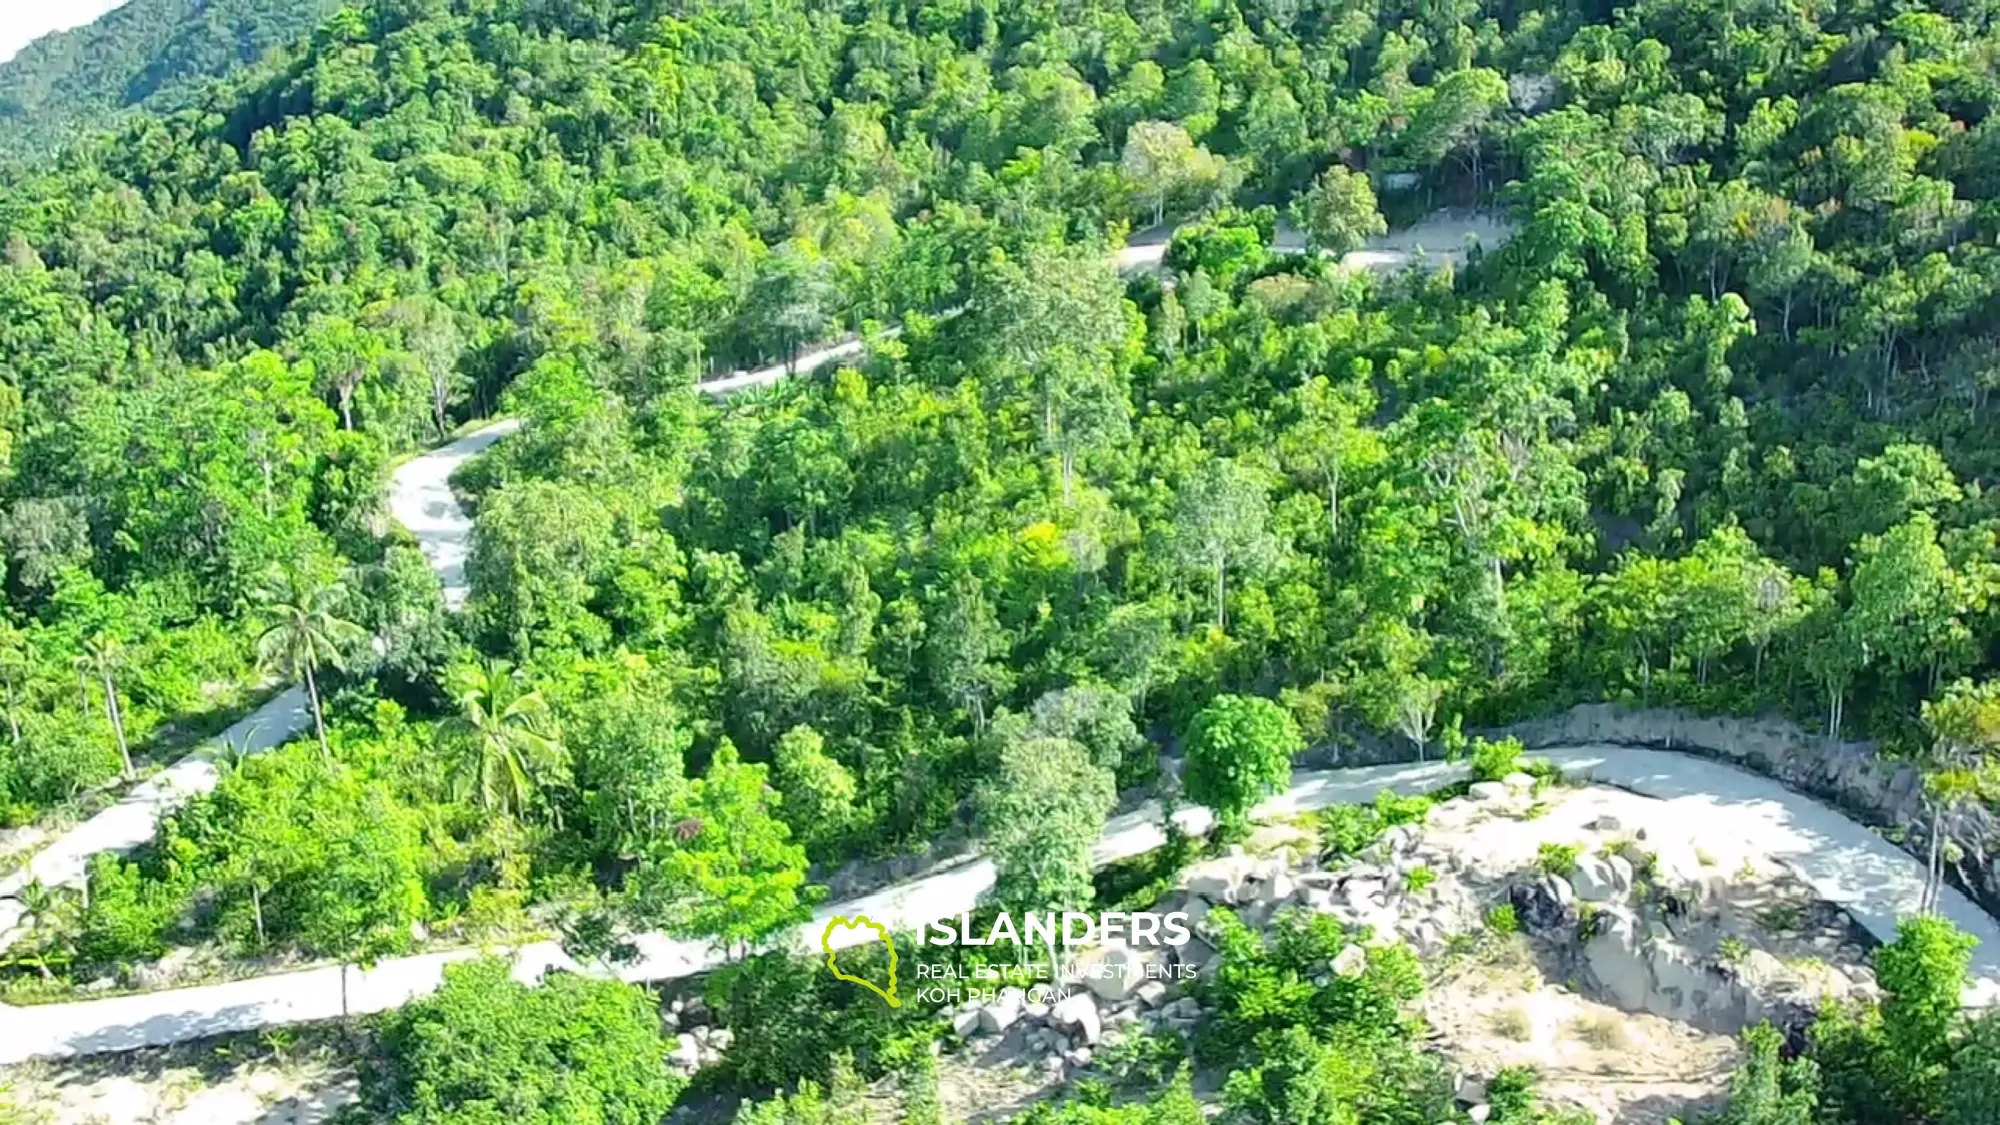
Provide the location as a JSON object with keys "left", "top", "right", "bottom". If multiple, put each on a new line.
{"left": 1195, "top": 909, "right": 1423, "bottom": 1062}
{"left": 705, "top": 946, "right": 939, "bottom": 1090}
{"left": 1469, "top": 737, "right": 1524, "bottom": 782}
{"left": 1486, "top": 903, "right": 1520, "bottom": 935}
{"left": 366, "top": 957, "right": 683, "bottom": 1125}
{"left": 1319, "top": 790, "right": 1432, "bottom": 860}
{"left": 1537, "top": 843, "right": 1581, "bottom": 877}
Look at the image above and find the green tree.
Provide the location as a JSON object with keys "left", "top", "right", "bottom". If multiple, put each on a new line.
{"left": 627, "top": 744, "right": 812, "bottom": 957}
{"left": 772, "top": 723, "right": 859, "bottom": 853}
{"left": 1122, "top": 120, "right": 1226, "bottom": 226}
{"left": 1877, "top": 915, "right": 1976, "bottom": 1113}
{"left": 1184, "top": 694, "right": 1303, "bottom": 836}
{"left": 367, "top": 957, "right": 683, "bottom": 1125}
{"left": 979, "top": 734, "right": 1115, "bottom": 935}
{"left": 78, "top": 631, "right": 131, "bottom": 779}
{"left": 1292, "top": 165, "right": 1388, "bottom": 256}
{"left": 1170, "top": 458, "right": 1280, "bottom": 629}
{"left": 442, "top": 658, "right": 566, "bottom": 823}
{"left": 254, "top": 565, "right": 366, "bottom": 761}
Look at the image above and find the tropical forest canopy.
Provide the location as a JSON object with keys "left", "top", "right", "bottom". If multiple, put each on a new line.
{"left": 0, "top": 0, "right": 341, "bottom": 162}
{"left": 2, "top": 0, "right": 2000, "bottom": 1118}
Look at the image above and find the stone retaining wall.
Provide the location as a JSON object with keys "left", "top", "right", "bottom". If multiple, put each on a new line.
{"left": 1500, "top": 704, "right": 2000, "bottom": 922}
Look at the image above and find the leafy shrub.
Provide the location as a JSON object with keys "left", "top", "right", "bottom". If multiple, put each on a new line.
{"left": 1194, "top": 908, "right": 1423, "bottom": 1063}
{"left": 1007, "top": 1067, "right": 1205, "bottom": 1124}
{"left": 1470, "top": 737, "right": 1525, "bottom": 782}
{"left": 366, "top": 958, "right": 683, "bottom": 1125}
{"left": 1405, "top": 865, "right": 1437, "bottom": 894}
{"left": 1486, "top": 903, "right": 1520, "bottom": 936}
{"left": 705, "top": 946, "right": 939, "bottom": 1090}
{"left": 1537, "top": 842, "right": 1581, "bottom": 877}
{"left": 1219, "top": 1023, "right": 1454, "bottom": 1125}
{"left": 1318, "top": 790, "right": 1432, "bottom": 860}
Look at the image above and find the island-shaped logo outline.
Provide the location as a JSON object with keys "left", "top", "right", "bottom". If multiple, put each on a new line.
{"left": 822, "top": 913, "right": 900, "bottom": 1007}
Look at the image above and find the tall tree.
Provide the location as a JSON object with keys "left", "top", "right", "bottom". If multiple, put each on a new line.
{"left": 978, "top": 733, "right": 1115, "bottom": 965}
{"left": 1292, "top": 165, "right": 1388, "bottom": 256}
{"left": 442, "top": 658, "right": 566, "bottom": 822}
{"left": 78, "top": 632, "right": 130, "bottom": 779}
{"left": 626, "top": 744, "right": 812, "bottom": 958}
{"left": 254, "top": 566, "right": 367, "bottom": 761}
{"left": 1170, "top": 458, "right": 1280, "bottom": 629}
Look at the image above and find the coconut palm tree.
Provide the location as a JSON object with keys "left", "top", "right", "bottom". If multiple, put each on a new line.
{"left": 255, "top": 566, "right": 367, "bottom": 761}
{"left": 10, "top": 879, "right": 75, "bottom": 979}
{"left": 78, "top": 632, "right": 131, "bottom": 779}
{"left": 443, "top": 658, "right": 564, "bottom": 821}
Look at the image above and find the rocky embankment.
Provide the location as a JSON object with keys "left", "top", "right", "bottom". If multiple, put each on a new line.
{"left": 666, "top": 772, "right": 1878, "bottom": 1123}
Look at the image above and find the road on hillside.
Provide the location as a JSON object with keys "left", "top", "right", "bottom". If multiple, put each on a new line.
{"left": 2, "top": 744, "right": 1995, "bottom": 1063}
{"left": 0, "top": 210, "right": 1517, "bottom": 949}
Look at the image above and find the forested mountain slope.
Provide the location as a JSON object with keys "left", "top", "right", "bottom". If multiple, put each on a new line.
{"left": 3, "top": 0, "right": 2000, "bottom": 1120}
{"left": 0, "top": 0, "right": 334, "bottom": 161}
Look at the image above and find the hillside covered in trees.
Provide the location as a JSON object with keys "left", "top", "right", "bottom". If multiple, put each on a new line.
{"left": 0, "top": 0, "right": 336, "bottom": 161}
{"left": 6, "top": 0, "right": 2000, "bottom": 1119}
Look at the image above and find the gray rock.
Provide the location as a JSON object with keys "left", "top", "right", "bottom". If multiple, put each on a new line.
{"left": 1332, "top": 943, "right": 1369, "bottom": 978}
{"left": 1184, "top": 855, "right": 1255, "bottom": 904}
{"left": 670, "top": 1033, "right": 701, "bottom": 1069}
{"left": 952, "top": 1009, "right": 982, "bottom": 1037}
{"left": 1571, "top": 855, "right": 1621, "bottom": 903}
{"left": 1468, "top": 781, "right": 1511, "bottom": 802}
{"left": 980, "top": 988, "right": 1026, "bottom": 1034}
{"left": 1135, "top": 980, "right": 1169, "bottom": 1008}
{"left": 1589, "top": 815, "right": 1623, "bottom": 832}
{"left": 1510, "top": 874, "right": 1577, "bottom": 934}
{"left": 1076, "top": 940, "right": 1157, "bottom": 1002}
{"left": 1051, "top": 992, "right": 1103, "bottom": 1045}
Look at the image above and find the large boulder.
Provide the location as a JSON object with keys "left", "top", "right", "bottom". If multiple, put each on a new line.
{"left": 1509, "top": 874, "right": 1577, "bottom": 935}
{"left": 1571, "top": 854, "right": 1632, "bottom": 903}
{"left": 1184, "top": 854, "right": 1257, "bottom": 904}
{"left": 979, "top": 988, "right": 1026, "bottom": 1034}
{"left": 1581, "top": 905, "right": 1649, "bottom": 1012}
{"left": 1073, "top": 940, "right": 1159, "bottom": 1003}
{"left": 1051, "top": 991, "right": 1103, "bottom": 1045}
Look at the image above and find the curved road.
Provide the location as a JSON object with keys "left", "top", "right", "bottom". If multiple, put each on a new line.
{"left": 13, "top": 213, "right": 1991, "bottom": 1062}
{"left": 2, "top": 747, "right": 1996, "bottom": 1062}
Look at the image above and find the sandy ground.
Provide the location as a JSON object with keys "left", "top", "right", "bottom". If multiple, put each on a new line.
{"left": 1, "top": 1059, "right": 355, "bottom": 1125}
{"left": 1399, "top": 783, "right": 1874, "bottom": 1124}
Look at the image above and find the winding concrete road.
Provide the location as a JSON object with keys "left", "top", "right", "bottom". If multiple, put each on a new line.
{"left": 3, "top": 747, "right": 1996, "bottom": 1063}
{"left": 0, "top": 360, "right": 821, "bottom": 945}
{"left": 10, "top": 211, "right": 1994, "bottom": 1063}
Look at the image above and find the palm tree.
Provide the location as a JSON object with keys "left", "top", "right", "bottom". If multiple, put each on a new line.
{"left": 79, "top": 633, "right": 132, "bottom": 779}
{"left": 442, "top": 658, "right": 564, "bottom": 821}
{"left": 255, "top": 567, "right": 367, "bottom": 761}
{"left": 11, "top": 880, "right": 74, "bottom": 979}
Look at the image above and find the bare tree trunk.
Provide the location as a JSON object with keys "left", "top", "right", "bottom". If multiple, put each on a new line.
{"left": 102, "top": 668, "right": 131, "bottom": 779}
{"left": 305, "top": 662, "right": 330, "bottom": 762}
